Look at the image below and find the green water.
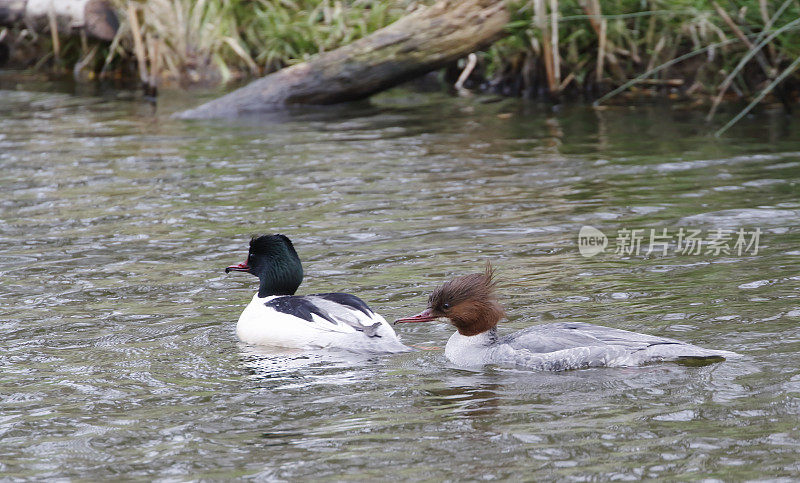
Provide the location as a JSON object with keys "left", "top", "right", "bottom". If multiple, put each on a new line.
{"left": 1, "top": 86, "right": 799, "bottom": 480}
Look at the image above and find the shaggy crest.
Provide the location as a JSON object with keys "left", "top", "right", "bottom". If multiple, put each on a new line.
{"left": 427, "top": 263, "right": 505, "bottom": 336}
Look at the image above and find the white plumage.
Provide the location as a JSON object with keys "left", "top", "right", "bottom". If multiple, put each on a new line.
{"left": 236, "top": 294, "right": 409, "bottom": 353}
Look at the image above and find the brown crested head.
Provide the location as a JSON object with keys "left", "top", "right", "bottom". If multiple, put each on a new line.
{"left": 426, "top": 263, "right": 505, "bottom": 336}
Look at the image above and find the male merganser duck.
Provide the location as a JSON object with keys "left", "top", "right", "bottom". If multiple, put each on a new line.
{"left": 395, "top": 266, "right": 739, "bottom": 370}
{"left": 225, "top": 234, "right": 408, "bottom": 353}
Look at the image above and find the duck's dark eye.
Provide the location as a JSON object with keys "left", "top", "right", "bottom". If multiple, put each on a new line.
{"left": 442, "top": 303, "right": 450, "bottom": 310}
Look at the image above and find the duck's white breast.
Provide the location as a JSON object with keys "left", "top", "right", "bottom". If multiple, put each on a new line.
{"left": 235, "top": 294, "right": 408, "bottom": 352}
{"left": 444, "top": 331, "right": 497, "bottom": 366}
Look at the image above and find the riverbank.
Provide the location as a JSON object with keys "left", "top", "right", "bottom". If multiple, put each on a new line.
{"left": 2, "top": 0, "right": 798, "bottom": 118}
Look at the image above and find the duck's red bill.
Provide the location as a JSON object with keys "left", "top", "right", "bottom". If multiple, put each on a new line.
{"left": 225, "top": 261, "right": 250, "bottom": 273}
{"left": 394, "top": 308, "right": 436, "bottom": 325}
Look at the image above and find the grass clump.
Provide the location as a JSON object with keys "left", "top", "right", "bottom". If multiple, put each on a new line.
{"left": 483, "top": 0, "right": 800, "bottom": 110}
{"left": 106, "top": 0, "right": 421, "bottom": 86}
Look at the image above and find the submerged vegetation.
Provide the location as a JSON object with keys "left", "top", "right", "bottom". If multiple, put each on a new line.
{"left": 2, "top": 0, "right": 798, "bottom": 128}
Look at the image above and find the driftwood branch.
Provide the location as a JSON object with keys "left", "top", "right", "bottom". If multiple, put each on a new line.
{"left": 176, "top": 0, "right": 509, "bottom": 119}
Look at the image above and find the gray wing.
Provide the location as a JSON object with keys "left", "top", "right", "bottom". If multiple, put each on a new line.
{"left": 305, "top": 296, "right": 384, "bottom": 337}
{"left": 501, "top": 322, "right": 680, "bottom": 352}
{"left": 501, "top": 321, "right": 737, "bottom": 365}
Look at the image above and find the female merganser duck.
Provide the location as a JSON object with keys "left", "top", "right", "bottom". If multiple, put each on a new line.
{"left": 225, "top": 234, "right": 408, "bottom": 353}
{"left": 395, "top": 266, "right": 739, "bottom": 370}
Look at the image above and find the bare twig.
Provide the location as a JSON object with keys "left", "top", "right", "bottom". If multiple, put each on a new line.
{"left": 712, "top": 1, "right": 773, "bottom": 76}
{"left": 101, "top": 21, "right": 126, "bottom": 78}
{"left": 582, "top": 0, "right": 624, "bottom": 83}
{"left": 558, "top": 71, "right": 575, "bottom": 91}
{"left": 635, "top": 78, "right": 684, "bottom": 86}
{"left": 716, "top": 55, "right": 800, "bottom": 137}
{"left": 595, "top": 35, "right": 745, "bottom": 105}
{"left": 645, "top": 35, "right": 666, "bottom": 73}
{"left": 534, "top": 0, "right": 557, "bottom": 94}
{"left": 596, "top": 17, "right": 606, "bottom": 84}
{"left": 582, "top": 0, "right": 601, "bottom": 34}
{"left": 707, "top": 0, "right": 797, "bottom": 120}
{"left": 73, "top": 44, "right": 98, "bottom": 81}
{"left": 127, "top": 3, "right": 149, "bottom": 85}
{"left": 455, "top": 52, "right": 477, "bottom": 96}
{"left": 46, "top": 5, "right": 59, "bottom": 63}
{"left": 758, "top": 0, "right": 776, "bottom": 60}
{"left": 147, "top": 33, "right": 161, "bottom": 92}
{"left": 550, "top": 0, "right": 560, "bottom": 87}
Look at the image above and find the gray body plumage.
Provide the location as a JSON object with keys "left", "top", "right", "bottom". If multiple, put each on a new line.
{"left": 444, "top": 321, "right": 739, "bottom": 370}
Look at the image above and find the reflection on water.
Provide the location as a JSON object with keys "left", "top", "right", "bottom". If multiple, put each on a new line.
{"left": 1, "top": 85, "right": 799, "bottom": 479}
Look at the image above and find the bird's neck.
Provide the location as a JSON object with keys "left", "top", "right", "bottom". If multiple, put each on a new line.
{"left": 448, "top": 327, "right": 497, "bottom": 346}
{"left": 450, "top": 301, "right": 504, "bottom": 336}
{"left": 445, "top": 328, "right": 499, "bottom": 365}
{"left": 256, "top": 261, "right": 303, "bottom": 297}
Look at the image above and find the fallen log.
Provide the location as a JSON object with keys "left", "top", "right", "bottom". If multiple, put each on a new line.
{"left": 0, "top": 0, "right": 118, "bottom": 41}
{"left": 176, "top": 0, "right": 509, "bottom": 119}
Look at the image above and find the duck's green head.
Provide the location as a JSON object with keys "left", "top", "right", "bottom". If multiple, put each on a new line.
{"left": 225, "top": 234, "right": 304, "bottom": 297}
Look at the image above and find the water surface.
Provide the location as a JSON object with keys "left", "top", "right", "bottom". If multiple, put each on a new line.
{"left": 1, "top": 86, "right": 799, "bottom": 479}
